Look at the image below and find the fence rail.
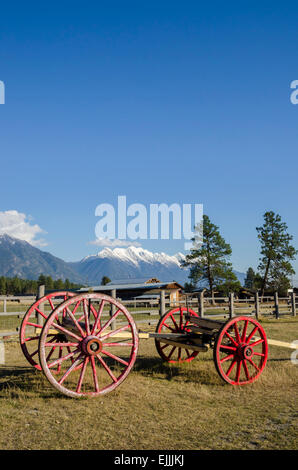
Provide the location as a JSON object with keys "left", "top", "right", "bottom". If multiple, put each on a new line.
{"left": 0, "top": 288, "right": 296, "bottom": 338}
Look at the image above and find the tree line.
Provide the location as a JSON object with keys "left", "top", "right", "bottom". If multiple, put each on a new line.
{"left": 183, "top": 211, "right": 297, "bottom": 297}
{"left": 0, "top": 274, "right": 83, "bottom": 296}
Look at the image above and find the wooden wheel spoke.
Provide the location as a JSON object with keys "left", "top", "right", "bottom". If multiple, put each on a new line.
{"left": 91, "top": 300, "right": 105, "bottom": 334}
{"left": 90, "top": 356, "right": 100, "bottom": 392}
{"left": 46, "top": 346, "right": 57, "bottom": 362}
{"left": 247, "top": 357, "right": 260, "bottom": 371}
{"left": 235, "top": 360, "right": 242, "bottom": 383}
{"left": 48, "top": 348, "right": 80, "bottom": 369}
{"left": 249, "top": 338, "right": 264, "bottom": 348}
{"left": 243, "top": 359, "right": 250, "bottom": 380}
{"left": 246, "top": 325, "right": 258, "bottom": 344}
{"left": 226, "top": 358, "right": 237, "bottom": 377}
{"left": 96, "top": 355, "right": 118, "bottom": 383}
{"left": 76, "top": 357, "right": 89, "bottom": 393}
{"left": 24, "top": 335, "right": 40, "bottom": 342}
{"left": 162, "top": 322, "right": 175, "bottom": 332}
{"left": 241, "top": 320, "right": 248, "bottom": 342}
{"left": 220, "top": 344, "right": 237, "bottom": 352}
{"left": 30, "top": 348, "right": 39, "bottom": 358}
{"left": 170, "top": 314, "right": 179, "bottom": 330}
{"left": 234, "top": 323, "right": 241, "bottom": 344}
{"left": 166, "top": 346, "right": 176, "bottom": 360}
{"left": 220, "top": 353, "right": 235, "bottom": 364}
{"left": 179, "top": 308, "right": 183, "bottom": 329}
{"left": 102, "top": 341, "right": 133, "bottom": 347}
{"left": 51, "top": 322, "right": 82, "bottom": 341}
{"left": 97, "top": 309, "right": 122, "bottom": 336}
{"left": 34, "top": 307, "right": 48, "bottom": 320}
{"left": 224, "top": 330, "right": 238, "bottom": 347}
{"left": 99, "top": 324, "right": 130, "bottom": 341}
{"left": 101, "top": 349, "right": 129, "bottom": 366}
{"left": 83, "top": 299, "right": 91, "bottom": 336}
{"left": 58, "top": 354, "right": 84, "bottom": 385}
{"left": 26, "top": 322, "right": 43, "bottom": 329}
{"left": 177, "top": 347, "right": 182, "bottom": 361}
{"left": 65, "top": 306, "right": 86, "bottom": 337}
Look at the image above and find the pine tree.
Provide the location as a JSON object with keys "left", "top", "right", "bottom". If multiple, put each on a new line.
{"left": 244, "top": 267, "right": 256, "bottom": 289}
{"left": 182, "top": 214, "right": 240, "bottom": 300}
{"left": 256, "top": 211, "right": 297, "bottom": 296}
{"left": 0, "top": 276, "right": 6, "bottom": 295}
{"left": 101, "top": 276, "right": 111, "bottom": 285}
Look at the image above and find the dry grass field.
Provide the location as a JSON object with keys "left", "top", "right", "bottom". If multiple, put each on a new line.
{"left": 0, "top": 317, "right": 297, "bottom": 450}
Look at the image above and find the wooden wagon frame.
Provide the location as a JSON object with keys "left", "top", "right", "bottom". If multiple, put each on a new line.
{"left": 19, "top": 291, "right": 274, "bottom": 397}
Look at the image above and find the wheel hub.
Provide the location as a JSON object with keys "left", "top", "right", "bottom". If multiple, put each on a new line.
{"left": 237, "top": 343, "right": 253, "bottom": 360}
{"left": 243, "top": 345, "right": 253, "bottom": 359}
{"left": 81, "top": 336, "right": 103, "bottom": 356}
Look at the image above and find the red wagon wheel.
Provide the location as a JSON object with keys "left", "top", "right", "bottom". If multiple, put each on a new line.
{"left": 155, "top": 307, "right": 200, "bottom": 363}
{"left": 20, "top": 291, "right": 76, "bottom": 370}
{"left": 213, "top": 316, "right": 268, "bottom": 385}
{"left": 38, "top": 293, "right": 139, "bottom": 397}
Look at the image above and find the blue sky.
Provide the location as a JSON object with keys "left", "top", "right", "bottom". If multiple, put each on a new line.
{"left": 0, "top": 1, "right": 298, "bottom": 279}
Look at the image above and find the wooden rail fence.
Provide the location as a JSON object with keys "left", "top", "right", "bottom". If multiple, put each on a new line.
{"left": 0, "top": 288, "right": 296, "bottom": 338}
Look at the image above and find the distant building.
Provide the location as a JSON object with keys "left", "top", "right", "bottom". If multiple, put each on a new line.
{"left": 78, "top": 277, "right": 183, "bottom": 305}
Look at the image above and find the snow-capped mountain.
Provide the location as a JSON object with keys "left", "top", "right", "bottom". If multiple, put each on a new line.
{"left": 0, "top": 235, "right": 246, "bottom": 287}
{"left": 0, "top": 234, "right": 84, "bottom": 283}
{"left": 71, "top": 246, "right": 189, "bottom": 285}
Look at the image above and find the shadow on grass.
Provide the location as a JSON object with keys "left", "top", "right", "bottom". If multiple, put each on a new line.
{"left": 133, "top": 356, "right": 220, "bottom": 386}
{"left": 0, "top": 365, "right": 59, "bottom": 399}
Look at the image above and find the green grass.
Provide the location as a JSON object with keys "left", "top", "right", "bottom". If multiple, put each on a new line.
{"left": 0, "top": 317, "right": 297, "bottom": 450}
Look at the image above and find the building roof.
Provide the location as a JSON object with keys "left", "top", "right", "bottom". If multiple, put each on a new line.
{"left": 78, "top": 280, "right": 183, "bottom": 293}
{"left": 107, "top": 277, "right": 161, "bottom": 286}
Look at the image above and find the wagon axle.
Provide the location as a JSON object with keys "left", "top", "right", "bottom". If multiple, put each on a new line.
{"left": 19, "top": 292, "right": 268, "bottom": 397}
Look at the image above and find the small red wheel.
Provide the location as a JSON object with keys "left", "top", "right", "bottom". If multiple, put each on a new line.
{"left": 20, "top": 291, "right": 76, "bottom": 370}
{"left": 213, "top": 316, "right": 268, "bottom": 385}
{"left": 155, "top": 307, "right": 199, "bottom": 363}
{"left": 38, "top": 293, "right": 139, "bottom": 397}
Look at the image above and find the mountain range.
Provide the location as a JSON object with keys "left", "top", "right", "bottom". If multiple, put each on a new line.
{"left": 0, "top": 234, "right": 246, "bottom": 286}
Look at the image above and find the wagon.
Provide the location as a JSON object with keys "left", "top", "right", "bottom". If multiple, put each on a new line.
{"left": 19, "top": 291, "right": 268, "bottom": 397}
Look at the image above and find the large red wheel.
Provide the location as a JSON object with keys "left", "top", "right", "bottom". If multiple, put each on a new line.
{"left": 38, "top": 293, "right": 139, "bottom": 397}
{"left": 213, "top": 316, "right": 268, "bottom": 385}
{"left": 20, "top": 291, "right": 76, "bottom": 370}
{"left": 155, "top": 307, "right": 199, "bottom": 363}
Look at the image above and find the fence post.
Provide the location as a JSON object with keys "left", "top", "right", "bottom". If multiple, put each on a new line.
{"left": 255, "top": 291, "right": 260, "bottom": 320}
{"left": 110, "top": 289, "right": 117, "bottom": 329}
{"left": 290, "top": 291, "right": 296, "bottom": 317}
{"left": 3, "top": 298, "right": 6, "bottom": 313}
{"left": 229, "top": 292, "right": 234, "bottom": 319}
{"left": 159, "top": 290, "right": 165, "bottom": 317}
{"left": 274, "top": 291, "right": 279, "bottom": 319}
{"left": 0, "top": 340, "right": 4, "bottom": 365}
{"left": 36, "top": 285, "right": 45, "bottom": 328}
{"left": 199, "top": 291, "right": 204, "bottom": 318}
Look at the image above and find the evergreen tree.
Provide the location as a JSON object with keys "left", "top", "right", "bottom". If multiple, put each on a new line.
{"left": 244, "top": 267, "right": 256, "bottom": 289}
{"left": 38, "top": 274, "right": 47, "bottom": 286}
{"left": 53, "top": 278, "right": 64, "bottom": 290}
{"left": 182, "top": 214, "right": 240, "bottom": 300}
{"left": 101, "top": 276, "right": 111, "bottom": 285}
{"left": 256, "top": 211, "right": 297, "bottom": 296}
{"left": 0, "top": 276, "right": 6, "bottom": 295}
{"left": 45, "top": 276, "right": 54, "bottom": 290}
